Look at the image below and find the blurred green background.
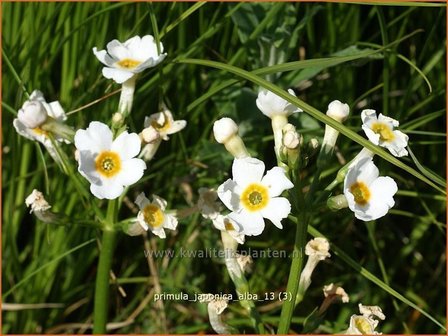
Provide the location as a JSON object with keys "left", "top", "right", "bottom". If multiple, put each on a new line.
{"left": 2, "top": 2, "right": 446, "bottom": 334}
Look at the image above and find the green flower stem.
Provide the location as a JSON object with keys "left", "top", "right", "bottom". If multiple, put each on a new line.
{"left": 93, "top": 200, "right": 118, "bottom": 334}
{"left": 221, "top": 232, "right": 265, "bottom": 334}
{"left": 277, "top": 214, "right": 309, "bottom": 334}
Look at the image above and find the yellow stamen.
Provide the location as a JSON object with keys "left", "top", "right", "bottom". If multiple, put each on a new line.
{"left": 240, "top": 183, "right": 269, "bottom": 212}
{"left": 350, "top": 181, "right": 371, "bottom": 206}
{"left": 354, "top": 316, "right": 373, "bottom": 334}
{"left": 32, "top": 127, "right": 48, "bottom": 136}
{"left": 371, "top": 122, "right": 395, "bottom": 142}
{"left": 95, "top": 151, "right": 121, "bottom": 178}
{"left": 142, "top": 204, "right": 164, "bottom": 228}
{"left": 116, "top": 58, "right": 141, "bottom": 69}
{"left": 150, "top": 112, "right": 171, "bottom": 133}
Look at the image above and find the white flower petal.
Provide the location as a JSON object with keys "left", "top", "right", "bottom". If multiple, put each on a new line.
{"left": 261, "top": 166, "right": 294, "bottom": 197}
{"left": 47, "top": 101, "right": 66, "bottom": 121}
{"left": 77, "top": 150, "right": 101, "bottom": 184}
{"left": 163, "top": 214, "right": 178, "bottom": 230}
{"left": 166, "top": 120, "right": 187, "bottom": 135}
{"left": 92, "top": 47, "right": 116, "bottom": 66}
{"left": 361, "top": 109, "right": 378, "bottom": 125}
{"left": 115, "top": 158, "right": 146, "bottom": 186}
{"left": 232, "top": 157, "right": 265, "bottom": 187}
{"left": 260, "top": 197, "right": 291, "bottom": 229}
{"left": 151, "top": 227, "right": 166, "bottom": 239}
{"left": 217, "top": 179, "right": 242, "bottom": 212}
{"left": 362, "top": 125, "right": 381, "bottom": 145}
{"left": 228, "top": 211, "right": 265, "bottom": 236}
{"left": 135, "top": 192, "right": 150, "bottom": 209}
{"left": 378, "top": 113, "right": 399, "bottom": 127}
{"left": 90, "top": 179, "right": 124, "bottom": 200}
{"left": 152, "top": 194, "right": 168, "bottom": 210}
{"left": 106, "top": 39, "right": 130, "bottom": 60}
{"left": 102, "top": 67, "right": 135, "bottom": 84}
{"left": 74, "top": 121, "right": 113, "bottom": 153}
{"left": 111, "top": 131, "right": 141, "bottom": 160}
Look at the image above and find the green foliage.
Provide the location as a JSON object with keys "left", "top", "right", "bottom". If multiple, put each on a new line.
{"left": 2, "top": 2, "right": 445, "bottom": 334}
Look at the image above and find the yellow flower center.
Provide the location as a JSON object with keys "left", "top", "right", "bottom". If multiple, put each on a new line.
{"left": 371, "top": 122, "right": 395, "bottom": 142}
{"left": 95, "top": 151, "right": 121, "bottom": 178}
{"left": 354, "top": 316, "right": 373, "bottom": 334}
{"left": 32, "top": 127, "right": 48, "bottom": 137}
{"left": 116, "top": 58, "right": 141, "bottom": 69}
{"left": 240, "top": 183, "right": 269, "bottom": 212}
{"left": 142, "top": 204, "right": 164, "bottom": 228}
{"left": 150, "top": 114, "right": 171, "bottom": 133}
{"left": 350, "top": 181, "right": 371, "bottom": 206}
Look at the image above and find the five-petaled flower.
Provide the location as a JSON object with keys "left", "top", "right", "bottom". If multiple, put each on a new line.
{"left": 135, "top": 192, "right": 178, "bottom": 238}
{"left": 74, "top": 121, "right": 146, "bottom": 199}
{"left": 144, "top": 108, "right": 187, "bottom": 141}
{"left": 217, "top": 157, "right": 294, "bottom": 236}
{"left": 344, "top": 157, "right": 397, "bottom": 221}
{"left": 93, "top": 35, "right": 166, "bottom": 84}
{"left": 361, "top": 109, "right": 409, "bottom": 157}
{"left": 13, "top": 90, "right": 69, "bottom": 163}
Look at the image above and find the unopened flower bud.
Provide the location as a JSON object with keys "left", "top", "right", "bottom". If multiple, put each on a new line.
{"left": 327, "top": 194, "right": 349, "bottom": 211}
{"left": 327, "top": 100, "right": 350, "bottom": 122}
{"left": 282, "top": 123, "right": 301, "bottom": 149}
{"left": 18, "top": 101, "right": 48, "bottom": 129}
{"left": 213, "top": 118, "right": 238, "bottom": 144}
{"left": 213, "top": 118, "right": 249, "bottom": 159}
{"left": 112, "top": 112, "right": 124, "bottom": 127}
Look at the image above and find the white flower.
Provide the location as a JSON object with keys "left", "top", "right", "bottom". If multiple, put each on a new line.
{"left": 345, "top": 304, "right": 385, "bottom": 335}
{"left": 327, "top": 100, "right": 350, "bottom": 122}
{"left": 213, "top": 117, "right": 239, "bottom": 144}
{"left": 282, "top": 123, "right": 301, "bottom": 149}
{"left": 256, "top": 89, "right": 302, "bottom": 157}
{"left": 212, "top": 215, "right": 245, "bottom": 244}
{"left": 217, "top": 157, "right": 294, "bottom": 236}
{"left": 13, "top": 90, "right": 69, "bottom": 163}
{"left": 25, "top": 189, "right": 51, "bottom": 213}
{"left": 345, "top": 315, "right": 381, "bottom": 335}
{"left": 135, "top": 192, "right": 178, "bottom": 239}
{"left": 93, "top": 35, "right": 166, "bottom": 84}
{"left": 256, "top": 89, "right": 302, "bottom": 118}
{"left": 361, "top": 109, "right": 409, "bottom": 157}
{"left": 344, "top": 157, "right": 398, "bottom": 221}
{"left": 144, "top": 109, "right": 186, "bottom": 141}
{"left": 74, "top": 121, "right": 146, "bottom": 199}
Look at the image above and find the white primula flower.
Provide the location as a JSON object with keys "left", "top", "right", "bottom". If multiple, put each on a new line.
{"left": 327, "top": 100, "right": 350, "bottom": 122}
{"left": 256, "top": 89, "right": 302, "bottom": 118}
{"left": 93, "top": 35, "right": 166, "bottom": 84}
{"left": 212, "top": 215, "right": 245, "bottom": 244}
{"left": 256, "top": 89, "right": 302, "bottom": 157}
{"left": 217, "top": 157, "right": 294, "bottom": 236}
{"left": 135, "top": 192, "right": 178, "bottom": 239}
{"left": 344, "top": 157, "right": 397, "bottom": 221}
{"left": 144, "top": 108, "right": 186, "bottom": 141}
{"left": 74, "top": 121, "right": 146, "bottom": 199}
{"left": 361, "top": 109, "right": 409, "bottom": 157}
{"left": 345, "top": 304, "right": 385, "bottom": 335}
{"left": 213, "top": 117, "right": 249, "bottom": 159}
{"left": 14, "top": 90, "right": 69, "bottom": 162}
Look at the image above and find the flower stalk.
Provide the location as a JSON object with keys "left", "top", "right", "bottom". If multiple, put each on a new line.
{"left": 220, "top": 232, "right": 264, "bottom": 333}
{"left": 93, "top": 200, "right": 118, "bottom": 334}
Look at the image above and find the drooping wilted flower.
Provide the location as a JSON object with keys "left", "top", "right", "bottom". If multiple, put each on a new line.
{"left": 217, "top": 157, "right": 293, "bottom": 236}
{"left": 361, "top": 109, "right": 408, "bottom": 157}
{"left": 135, "top": 192, "right": 178, "bottom": 239}
{"left": 74, "top": 121, "right": 146, "bottom": 199}
{"left": 344, "top": 157, "right": 397, "bottom": 221}
{"left": 345, "top": 303, "right": 385, "bottom": 335}
{"left": 212, "top": 215, "right": 245, "bottom": 244}
{"left": 93, "top": 35, "right": 166, "bottom": 84}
